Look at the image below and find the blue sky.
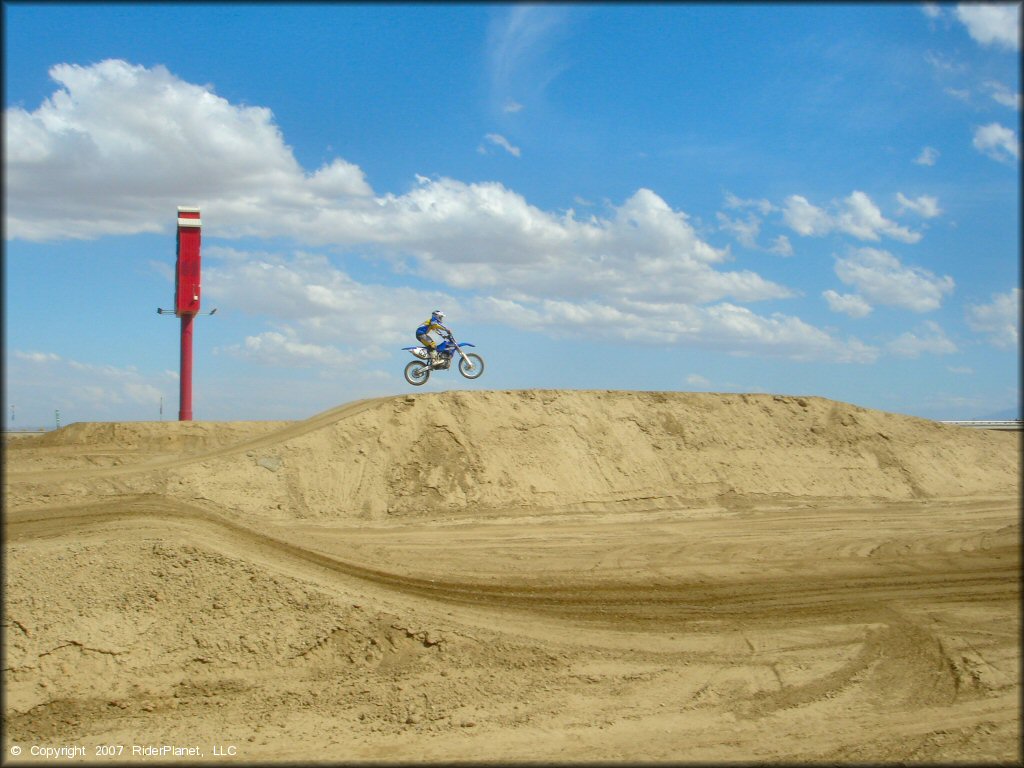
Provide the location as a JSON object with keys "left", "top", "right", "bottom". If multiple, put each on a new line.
{"left": 3, "top": 2, "right": 1020, "bottom": 427}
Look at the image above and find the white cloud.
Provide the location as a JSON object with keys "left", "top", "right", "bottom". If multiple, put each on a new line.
{"left": 15, "top": 350, "right": 62, "bottom": 363}
{"left": 307, "top": 158, "right": 374, "bottom": 198}
{"left": 886, "top": 321, "right": 958, "bottom": 358}
{"left": 719, "top": 194, "right": 790, "bottom": 253}
{"left": 924, "top": 51, "right": 965, "bottom": 74}
{"left": 364, "top": 182, "right": 795, "bottom": 306}
{"left": 947, "top": 365, "right": 973, "bottom": 375}
{"left": 716, "top": 211, "right": 761, "bottom": 249}
{"left": 7, "top": 350, "right": 170, "bottom": 420}
{"left": 503, "top": 100, "right": 524, "bottom": 113}
{"left": 204, "top": 248, "right": 456, "bottom": 352}
{"left": 221, "top": 330, "right": 356, "bottom": 369}
{"left": 972, "top": 122, "right": 1020, "bottom": 163}
{"left": 4, "top": 59, "right": 372, "bottom": 241}
{"left": 837, "top": 191, "right": 922, "bottom": 243}
{"left": 966, "top": 288, "right": 1020, "bottom": 348}
{"left": 914, "top": 146, "right": 940, "bottom": 166}
{"left": 767, "top": 235, "right": 794, "bottom": 257}
{"left": 723, "top": 192, "right": 775, "bottom": 215}
{"left": 984, "top": 80, "right": 1022, "bottom": 109}
{"left": 474, "top": 295, "right": 879, "bottom": 363}
{"left": 782, "top": 192, "right": 922, "bottom": 243}
{"left": 954, "top": 3, "right": 1021, "bottom": 50}
{"left": 823, "top": 290, "right": 873, "bottom": 318}
{"left": 4, "top": 59, "right": 887, "bottom": 368}
{"left": 922, "top": 3, "right": 943, "bottom": 20}
{"left": 896, "top": 192, "right": 942, "bottom": 218}
{"left": 834, "top": 247, "right": 955, "bottom": 312}
{"left": 124, "top": 382, "right": 164, "bottom": 404}
{"left": 781, "top": 195, "right": 832, "bottom": 237}
{"left": 487, "top": 5, "right": 572, "bottom": 112}
{"left": 685, "top": 373, "right": 711, "bottom": 388}
{"left": 482, "top": 132, "right": 522, "bottom": 157}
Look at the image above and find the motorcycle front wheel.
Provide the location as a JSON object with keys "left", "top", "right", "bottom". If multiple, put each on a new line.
{"left": 404, "top": 360, "right": 430, "bottom": 386}
{"left": 458, "top": 353, "right": 484, "bottom": 379}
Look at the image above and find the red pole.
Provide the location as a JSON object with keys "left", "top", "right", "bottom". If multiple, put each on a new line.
{"left": 179, "top": 313, "right": 194, "bottom": 421}
{"left": 174, "top": 205, "right": 201, "bottom": 422}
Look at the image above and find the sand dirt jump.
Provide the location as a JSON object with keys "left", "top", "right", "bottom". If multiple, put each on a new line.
{"left": 3, "top": 390, "right": 1020, "bottom": 763}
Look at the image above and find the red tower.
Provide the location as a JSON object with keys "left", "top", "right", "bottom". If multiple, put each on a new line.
{"left": 159, "top": 206, "right": 214, "bottom": 421}
{"left": 175, "top": 207, "right": 201, "bottom": 420}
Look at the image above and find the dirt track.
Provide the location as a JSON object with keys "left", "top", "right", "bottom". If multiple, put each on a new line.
{"left": 3, "top": 390, "right": 1020, "bottom": 763}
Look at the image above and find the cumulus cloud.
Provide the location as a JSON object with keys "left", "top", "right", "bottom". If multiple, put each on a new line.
{"left": 914, "top": 146, "right": 940, "bottom": 166}
{"left": 3, "top": 61, "right": 792, "bottom": 303}
{"left": 984, "top": 80, "right": 1022, "bottom": 110}
{"left": 474, "top": 295, "right": 878, "bottom": 363}
{"left": 202, "top": 248, "right": 877, "bottom": 364}
{"left": 723, "top": 192, "right": 775, "bottom": 215}
{"left": 836, "top": 191, "right": 923, "bottom": 243}
{"left": 966, "top": 288, "right": 1020, "bottom": 348}
{"left": 972, "top": 122, "right": 1020, "bottom": 163}
{"left": 823, "top": 290, "right": 872, "bottom": 318}
{"left": 718, "top": 193, "right": 791, "bottom": 253}
{"left": 220, "top": 330, "right": 356, "bottom": 369}
{"left": 716, "top": 211, "right": 762, "bottom": 249}
{"left": 954, "top": 3, "right": 1021, "bottom": 50}
{"left": 767, "top": 235, "right": 794, "bottom": 257}
{"left": 887, "top": 321, "right": 958, "bottom": 358}
{"left": 361, "top": 182, "right": 796, "bottom": 307}
{"left": 781, "top": 195, "right": 833, "bottom": 237}
{"left": 896, "top": 192, "right": 942, "bottom": 218}
{"left": 782, "top": 192, "right": 922, "bottom": 243}
{"left": 4, "top": 59, "right": 373, "bottom": 240}
{"left": 204, "top": 248, "right": 456, "bottom": 352}
{"left": 5, "top": 59, "right": 883, "bottom": 367}
{"left": 834, "top": 247, "right": 955, "bottom": 312}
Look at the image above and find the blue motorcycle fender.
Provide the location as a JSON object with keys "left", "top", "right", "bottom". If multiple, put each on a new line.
{"left": 437, "top": 341, "right": 475, "bottom": 353}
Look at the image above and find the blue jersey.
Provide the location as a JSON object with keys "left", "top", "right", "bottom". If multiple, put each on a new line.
{"left": 417, "top": 318, "right": 447, "bottom": 336}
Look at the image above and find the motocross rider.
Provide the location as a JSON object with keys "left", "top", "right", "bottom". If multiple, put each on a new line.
{"left": 416, "top": 310, "right": 450, "bottom": 365}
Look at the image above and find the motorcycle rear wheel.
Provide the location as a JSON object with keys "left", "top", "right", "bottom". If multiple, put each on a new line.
{"left": 404, "top": 360, "right": 430, "bottom": 386}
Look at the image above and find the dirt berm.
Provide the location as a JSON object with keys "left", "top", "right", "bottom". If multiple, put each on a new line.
{"left": 4, "top": 389, "right": 1020, "bottom": 762}
{"left": 8, "top": 390, "right": 1017, "bottom": 520}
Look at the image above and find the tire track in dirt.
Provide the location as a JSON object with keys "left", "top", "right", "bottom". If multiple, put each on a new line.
{"left": 6, "top": 494, "right": 1017, "bottom": 631}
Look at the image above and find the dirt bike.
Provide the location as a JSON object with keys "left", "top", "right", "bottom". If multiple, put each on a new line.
{"left": 402, "top": 330, "right": 484, "bottom": 386}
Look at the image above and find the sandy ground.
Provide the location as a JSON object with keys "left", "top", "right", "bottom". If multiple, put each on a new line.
{"left": 3, "top": 390, "right": 1020, "bottom": 764}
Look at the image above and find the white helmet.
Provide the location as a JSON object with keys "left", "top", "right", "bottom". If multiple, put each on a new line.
{"left": 431, "top": 310, "right": 445, "bottom": 324}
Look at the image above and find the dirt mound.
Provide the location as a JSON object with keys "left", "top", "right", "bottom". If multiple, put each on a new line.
{"left": 16, "top": 420, "right": 291, "bottom": 452}
{"left": 5, "top": 391, "right": 1017, "bottom": 519}
{"left": 3, "top": 390, "right": 1019, "bottom": 762}
{"left": 153, "top": 390, "right": 1018, "bottom": 521}
{"left": 3, "top": 420, "right": 292, "bottom": 474}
